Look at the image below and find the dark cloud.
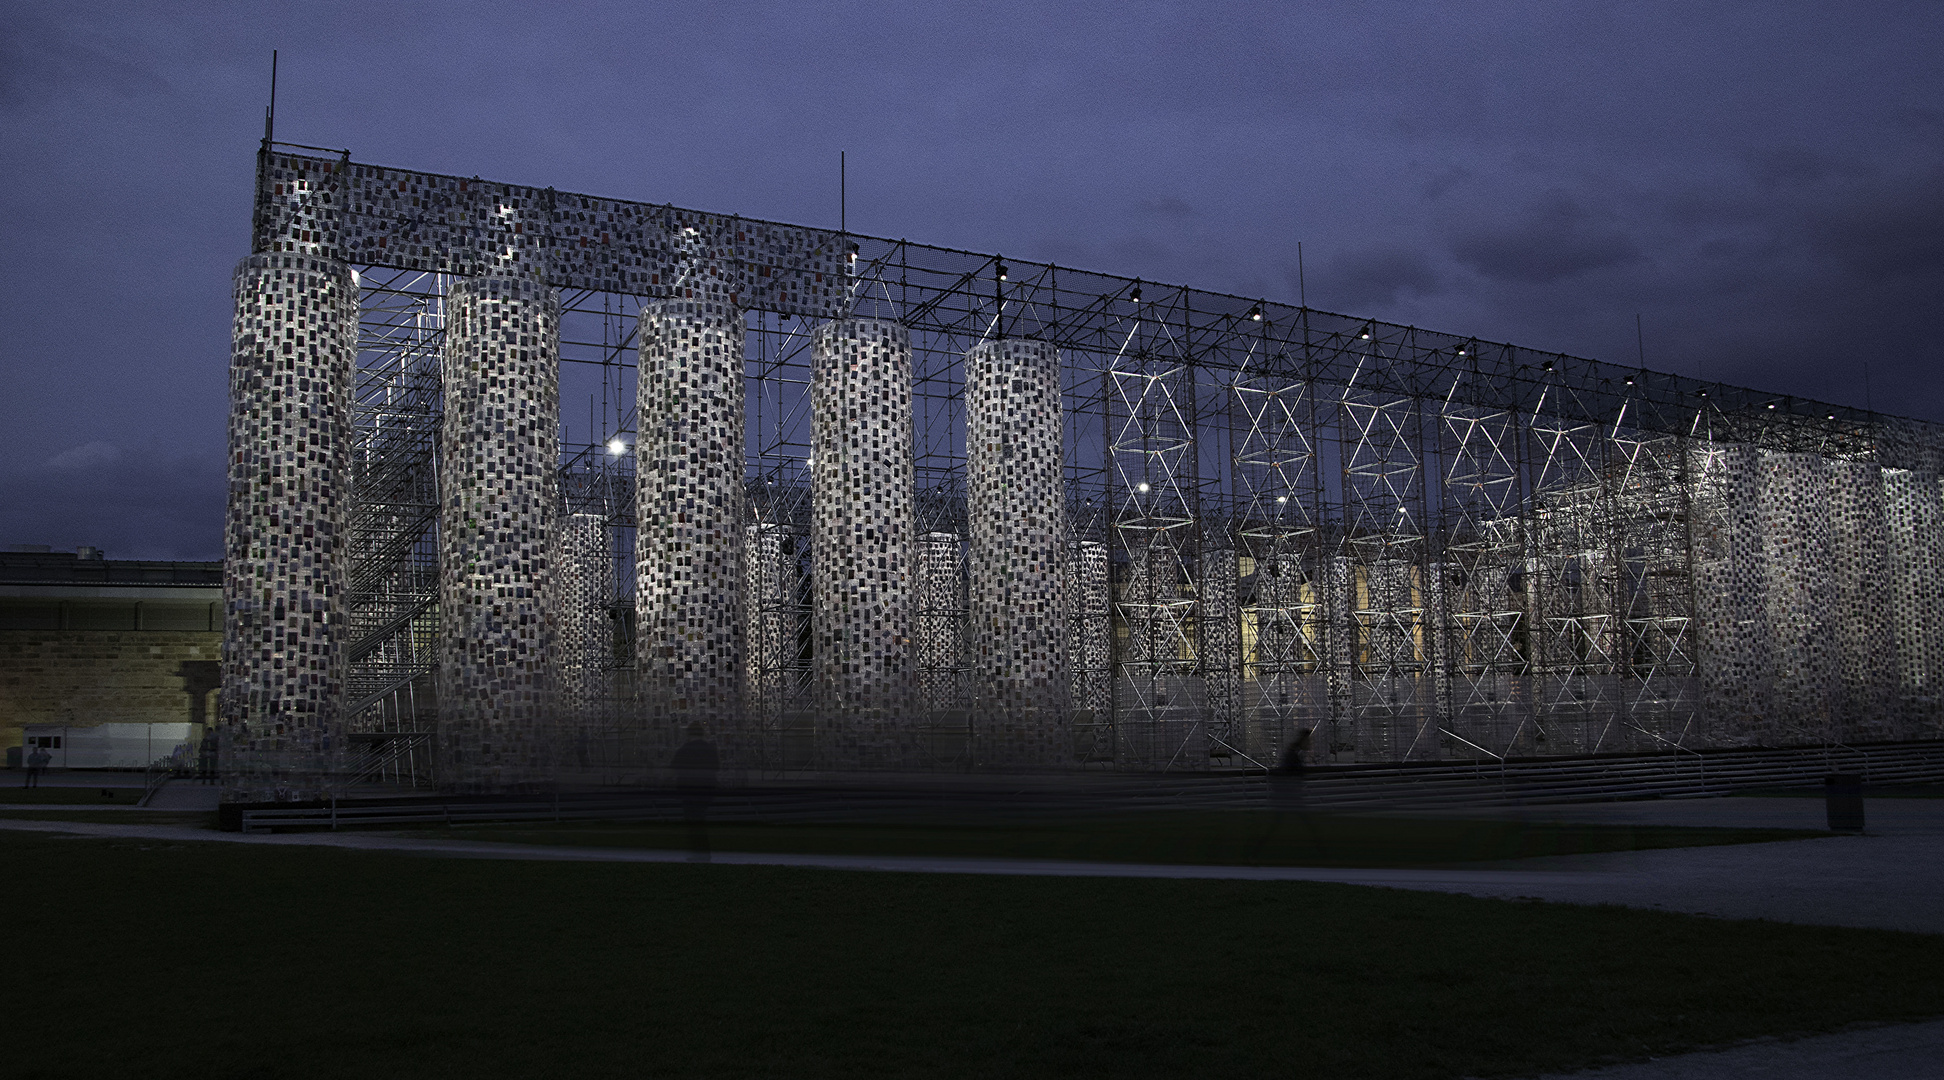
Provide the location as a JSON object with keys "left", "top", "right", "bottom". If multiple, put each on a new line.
{"left": 1803, "top": 166, "right": 1944, "bottom": 283}
{"left": 1316, "top": 246, "right": 1441, "bottom": 309}
{"left": 0, "top": 10, "right": 174, "bottom": 110}
{"left": 1739, "top": 145, "right": 1837, "bottom": 190}
{"left": 2, "top": 0, "right": 1943, "bottom": 555}
{"left": 1136, "top": 196, "right": 1195, "bottom": 218}
{"left": 0, "top": 439, "right": 224, "bottom": 559}
{"left": 1449, "top": 190, "right": 1642, "bottom": 284}
{"left": 1420, "top": 165, "right": 1472, "bottom": 201}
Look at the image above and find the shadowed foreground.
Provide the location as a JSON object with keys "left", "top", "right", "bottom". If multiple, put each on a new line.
{"left": 3, "top": 831, "right": 1941, "bottom": 1080}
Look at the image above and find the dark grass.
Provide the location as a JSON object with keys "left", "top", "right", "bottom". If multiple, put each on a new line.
{"left": 424, "top": 811, "right": 1822, "bottom": 868}
{"left": 5, "top": 832, "right": 1941, "bottom": 1079}
{"left": 0, "top": 808, "right": 216, "bottom": 826}
{"left": 0, "top": 785, "right": 143, "bottom": 805}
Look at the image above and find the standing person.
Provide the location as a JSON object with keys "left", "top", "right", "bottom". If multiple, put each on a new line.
{"left": 1253, "top": 728, "right": 1320, "bottom": 861}
{"left": 670, "top": 723, "right": 720, "bottom": 863}
{"left": 24, "top": 744, "right": 50, "bottom": 789}
{"left": 1270, "top": 728, "right": 1312, "bottom": 813}
{"left": 197, "top": 731, "right": 219, "bottom": 785}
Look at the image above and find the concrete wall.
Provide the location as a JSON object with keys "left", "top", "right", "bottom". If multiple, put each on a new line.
{"left": 0, "top": 630, "right": 220, "bottom": 760}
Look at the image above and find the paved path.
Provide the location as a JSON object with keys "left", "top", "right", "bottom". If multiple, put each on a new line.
{"left": 1419, "top": 797, "right": 1944, "bottom": 936}
{"left": 3, "top": 796, "right": 1939, "bottom": 932}
{"left": 0, "top": 815, "right": 1628, "bottom": 886}
{"left": 1530, "top": 1018, "right": 1944, "bottom": 1079}
{"left": 4, "top": 798, "right": 1940, "bottom": 1079}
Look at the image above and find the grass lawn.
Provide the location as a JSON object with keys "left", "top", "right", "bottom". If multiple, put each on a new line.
{"left": 4, "top": 831, "right": 1940, "bottom": 1079}
{"left": 422, "top": 810, "right": 1823, "bottom": 868}
{"left": 0, "top": 785, "right": 144, "bottom": 805}
{"left": 0, "top": 808, "right": 215, "bottom": 826}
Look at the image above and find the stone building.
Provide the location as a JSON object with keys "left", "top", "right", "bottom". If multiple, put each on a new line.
{"left": 0, "top": 546, "right": 221, "bottom": 767}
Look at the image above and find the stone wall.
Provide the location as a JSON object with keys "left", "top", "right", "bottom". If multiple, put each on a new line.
{"left": 0, "top": 630, "right": 221, "bottom": 758}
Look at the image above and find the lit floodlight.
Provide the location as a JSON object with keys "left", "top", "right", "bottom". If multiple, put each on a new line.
{"left": 607, "top": 438, "right": 626, "bottom": 455}
{"left": 1137, "top": 482, "right": 1150, "bottom": 493}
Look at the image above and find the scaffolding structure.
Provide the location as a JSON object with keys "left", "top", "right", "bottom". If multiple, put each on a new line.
{"left": 235, "top": 143, "right": 1944, "bottom": 787}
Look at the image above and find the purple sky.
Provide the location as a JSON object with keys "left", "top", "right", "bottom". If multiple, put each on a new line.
{"left": 3, "top": 1, "right": 1941, "bottom": 559}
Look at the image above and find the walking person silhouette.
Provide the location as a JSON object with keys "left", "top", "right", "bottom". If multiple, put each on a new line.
{"left": 671, "top": 723, "right": 720, "bottom": 862}
{"left": 1253, "top": 728, "right": 1325, "bottom": 862}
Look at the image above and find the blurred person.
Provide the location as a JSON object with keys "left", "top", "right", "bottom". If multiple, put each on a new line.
{"left": 671, "top": 723, "right": 719, "bottom": 862}
{"left": 1253, "top": 728, "right": 1323, "bottom": 862}
{"left": 24, "top": 743, "right": 51, "bottom": 788}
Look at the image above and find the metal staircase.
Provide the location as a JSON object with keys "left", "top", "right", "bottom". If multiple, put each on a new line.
{"left": 345, "top": 269, "right": 444, "bottom": 735}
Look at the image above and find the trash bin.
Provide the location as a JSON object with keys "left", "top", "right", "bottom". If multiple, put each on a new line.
{"left": 1825, "top": 772, "right": 1865, "bottom": 832}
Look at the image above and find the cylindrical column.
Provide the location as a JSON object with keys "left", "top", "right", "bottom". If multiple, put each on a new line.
{"left": 635, "top": 299, "right": 745, "bottom": 747}
{"left": 554, "top": 513, "right": 613, "bottom": 725}
{"left": 1884, "top": 468, "right": 1944, "bottom": 729}
{"left": 1201, "top": 546, "right": 1241, "bottom": 763}
{"left": 1066, "top": 539, "right": 1111, "bottom": 755}
{"left": 1828, "top": 460, "right": 1896, "bottom": 740}
{"left": 811, "top": 319, "right": 916, "bottom": 764}
{"left": 743, "top": 522, "right": 795, "bottom": 742}
{"left": 917, "top": 531, "right": 965, "bottom": 718}
{"left": 966, "top": 338, "right": 1068, "bottom": 763}
{"left": 1692, "top": 443, "right": 1768, "bottom": 746}
{"left": 222, "top": 253, "right": 358, "bottom": 801}
{"left": 437, "top": 276, "right": 560, "bottom": 790}
{"left": 1324, "top": 553, "right": 1356, "bottom": 756}
{"left": 1759, "top": 451, "right": 1839, "bottom": 743}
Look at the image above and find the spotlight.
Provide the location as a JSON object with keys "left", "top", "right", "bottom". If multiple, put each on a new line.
{"left": 847, "top": 242, "right": 858, "bottom": 263}
{"left": 1359, "top": 325, "right": 1372, "bottom": 340}
{"left": 1767, "top": 402, "right": 1777, "bottom": 410}
{"left": 1137, "top": 482, "right": 1151, "bottom": 493}
{"left": 996, "top": 261, "right": 1008, "bottom": 281}
{"left": 1130, "top": 283, "right": 1143, "bottom": 304}
{"left": 1277, "top": 495, "right": 1288, "bottom": 504}
{"left": 1541, "top": 360, "right": 1555, "bottom": 372}
{"left": 607, "top": 439, "right": 626, "bottom": 456}
{"left": 1248, "top": 305, "right": 1262, "bottom": 321}
{"left": 1625, "top": 376, "right": 1635, "bottom": 386}
{"left": 1826, "top": 413, "right": 1837, "bottom": 421}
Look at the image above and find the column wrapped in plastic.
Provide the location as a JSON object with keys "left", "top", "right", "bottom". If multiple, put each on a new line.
{"left": 437, "top": 275, "right": 560, "bottom": 789}
{"left": 635, "top": 299, "right": 745, "bottom": 747}
{"left": 810, "top": 319, "right": 916, "bottom": 763}
{"left": 554, "top": 512, "right": 613, "bottom": 725}
{"left": 222, "top": 253, "right": 357, "bottom": 801}
{"left": 966, "top": 338, "right": 1067, "bottom": 762}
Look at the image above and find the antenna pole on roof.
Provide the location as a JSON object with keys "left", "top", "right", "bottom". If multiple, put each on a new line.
{"left": 264, "top": 50, "right": 277, "bottom": 146}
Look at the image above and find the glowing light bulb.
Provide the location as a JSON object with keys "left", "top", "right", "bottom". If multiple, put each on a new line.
{"left": 607, "top": 439, "right": 625, "bottom": 456}
{"left": 1137, "top": 482, "right": 1151, "bottom": 493}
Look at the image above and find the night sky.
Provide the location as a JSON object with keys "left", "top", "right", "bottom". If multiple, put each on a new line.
{"left": 3, "top": 1, "right": 1940, "bottom": 559}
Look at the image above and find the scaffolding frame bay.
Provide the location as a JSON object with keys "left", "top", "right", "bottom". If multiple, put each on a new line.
{"left": 234, "top": 144, "right": 1944, "bottom": 791}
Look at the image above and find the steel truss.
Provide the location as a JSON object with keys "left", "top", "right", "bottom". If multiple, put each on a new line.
{"left": 259, "top": 145, "right": 1944, "bottom": 771}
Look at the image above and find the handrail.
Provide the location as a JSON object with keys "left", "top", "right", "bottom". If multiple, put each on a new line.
{"left": 1440, "top": 727, "right": 1504, "bottom": 762}
{"left": 137, "top": 756, "right": 174, "bottom": 807}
